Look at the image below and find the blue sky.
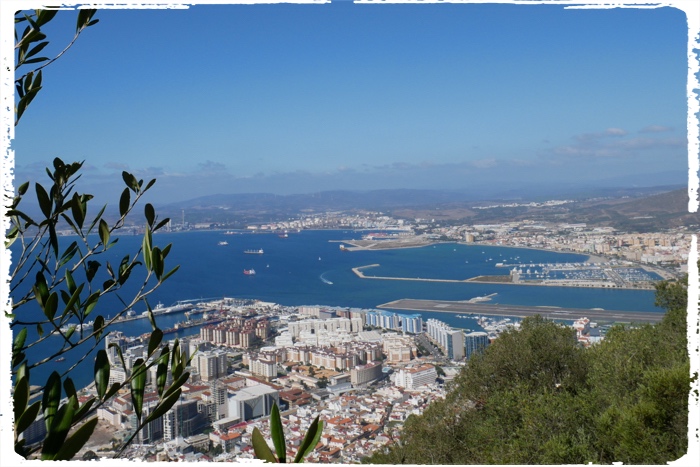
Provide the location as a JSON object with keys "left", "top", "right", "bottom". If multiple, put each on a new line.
{"left": 10, "top": 2, "right": 691, "bottom": 204}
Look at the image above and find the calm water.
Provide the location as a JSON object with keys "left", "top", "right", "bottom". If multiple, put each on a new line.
{"left": 13, "top": 229, "right": 662, "bottom": 390}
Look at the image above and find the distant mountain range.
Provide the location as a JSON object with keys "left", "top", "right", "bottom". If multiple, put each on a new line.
{"left": 155, "top": 185, "right": 698, "bottom": 232}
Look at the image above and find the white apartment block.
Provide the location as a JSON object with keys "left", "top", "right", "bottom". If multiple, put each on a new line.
{"left": 393, "top": 364, "right": 438, "bottom": 390}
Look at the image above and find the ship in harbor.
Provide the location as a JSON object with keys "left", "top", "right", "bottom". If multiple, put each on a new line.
{"left": 163, "top": 316, "right": 225, "bottom": 334}
{"left": 244, "top": 269, "right": 256, "bottom": 275}
{"left": 59, "top": 320, "right": 94, "bottom": 333}
{"left": 140, "top": 302, "right": 195, "bottom": 318}
{"left": 244, "top": 248, "right": 264, "bottom": 254}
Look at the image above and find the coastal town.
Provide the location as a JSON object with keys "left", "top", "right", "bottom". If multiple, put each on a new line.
{"left": 17, "top": 295, "right": 620, "bottom": 462}
{"left": 34, "top": 199, "right": 692, "bottom": 462}
{"left": 185, "top": 207, "right": 690, "bottom": 288}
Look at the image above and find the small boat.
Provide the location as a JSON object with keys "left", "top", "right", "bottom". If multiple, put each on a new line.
{"left": 278, "top": 233, "right": 288, "bottom": 238}
{"left": 244, "top": 249, "right": 264, "bottom": 254}
{"left": 218, "top": 241, "right": 228, "bottom": 246}
{"left": 244, "top": 269, "right": 256, "bottom": 275}
{"left": 54, "top": 357, "right": 65, "bottom": 362}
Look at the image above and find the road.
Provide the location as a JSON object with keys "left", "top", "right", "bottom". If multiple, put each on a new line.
{"left": 377, "top": 299, "right": 664, "bottom": 324}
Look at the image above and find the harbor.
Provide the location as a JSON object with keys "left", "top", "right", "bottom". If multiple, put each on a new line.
{"left": 378, "top": 298, "right": 664, "bottom": 324}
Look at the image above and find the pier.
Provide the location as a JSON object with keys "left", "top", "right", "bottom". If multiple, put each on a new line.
{"left": 377, "top": 298, "right": 664, "bottom": 324}
{"left": 352, "top": 264, "right": 470, "bottom": 283}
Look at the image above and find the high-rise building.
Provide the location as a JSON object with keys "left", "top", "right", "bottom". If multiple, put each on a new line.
{"left": 197, "top": 350, "right": 227, "bottom": 381}
{"left": 400, "top": 313, "right": 423, "bottom": 334}
{"left": 464, "top": 331, "right": 489, "bottom": 360}
{"left": 162, "top": 398, "right": 207, "bottom": 441}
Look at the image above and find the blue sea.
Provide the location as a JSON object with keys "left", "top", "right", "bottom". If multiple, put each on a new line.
{"left": 13, "top": 229, "right": 662, "bottom": 390}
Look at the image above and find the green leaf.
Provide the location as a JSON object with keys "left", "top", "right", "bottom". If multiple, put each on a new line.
{"left": 62, "top": 282, "right": 84, "bottom": 318}
{"left": 98, "top": 219, "right": 110, "bottom": 249}
{"left": 73, "top": 397, "right": 95, "bottom": 424}
{"left": 144, "top": 178, "right": 156, "bottom": 191}
{"left": 42, "top": 371, "right": 62, "bottom": 432}
{"left": 63, "top": 377, "right": 77, "bottom": 401}
{"left": 109, "top": 343, "right": 127, "bottom": 371}
{"left": 161, "top": 265, "right": 180, "bottom": 283}
{"left": 171, "top": 346, "right": 183, "bottom": 380}
{"left": 122, "top": 171, "right": 139, "bottom": 192}
{"left": 145, "top": 300, "right": 157, "bottom": 331}
{"left": 12, "top": 351, "right": 26, "bottom": 369}
{"left": 36, "top": 323, "right": 44, "bottom": 337}
{"left": 270, "top": 403, "right": 287, "bottom": 463}
{"left": 43, "top": 291, "right": 58, "bottom": 321}
{"left": 148, "top": 328, "right": 163, "bottom": 357}
{"left": 13, "top": 327, "right": 27, "bottom": 354}
{"left": 70, "top": 192, "right": 85, "bottom": 229}
{"left": 33, "top": 272, "right": 49, "bottom": 305}
{"left": 54, "top": 416, "right": 98, "bottom": 461}
{"left": 94, "top": 349, "right": 109, "bottom": 399}
{"left": 85, "top": 260, "right": 101, "bottom": 283}
{"left": 93, "top": 315, "right": 105, "bottom": 341}
{"left": 152, "top": 246, "right": 163, "bottom": 280}
{"left": 131, "top": 359, "right": 147, "bottom": 423}
{"left": 145, "top": 388, "right": 181, "bottom": 424}
{"left": 145, "top": 203, "right": 155, "bottom": 227}
{"left": 142, "top": 228, "right": 152, "bottom": 271}
{"left": 154, "top": 217, "right": 170, "bottom": 232}
{"left": 294, "top": 417, "right": 323, "bottom": 463}
{"left": 14, "top": 375, "right": 29, "bottom": 424}
{"left": 36, "top": 9, "right": 58, "bottom": 27}
{"left": 35, "top": 182, "right": 51, "bottom": 218}
{"left": 163, "top": 371, "right": 190, "bottom": 400}
{"left": 42, "top": 395, "right": 77, "bottom": 459}
{"left": 16, "top": 400, "right": 41, "bottom": 437}
{"left": 25, "top": 40, "right": 48, "bottom": 59}
{"left": 119, "top": 187, "right": 130, "bottom": 217}
{"left": 6, "top": 208, "right": 36, "bottom": 226}
{"left": 17, "top": 180, "right": 29, "bottom": 195}
{"left": 64, "top": 325, "right": 76, "bottom": 340}
{"left": 86, "top": 202, "right": 105, "bottom": 235}
{"left": 253, "top": 427, "right": 278, "bottom": 463}
{"left": 57, "top": 241, "right": 78, "bottom": 269}
{"left": 83, "top": 291, "right": 100, "bottom": 317}
{"left": 156, "top": 347, "right": 169, "bottom": 397}
{"left": 48, "top": 223, "right": 59, "bottom": 258}
{"left": 65, "top": 268, "right": 77, "bottom": 294}
{"left": 104, "top": 383, "right": 120, "bottom": 400}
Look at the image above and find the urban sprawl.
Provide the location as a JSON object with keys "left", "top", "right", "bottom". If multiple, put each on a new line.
{"left": 39, "top": 206, "right": 690, "bottom": 462}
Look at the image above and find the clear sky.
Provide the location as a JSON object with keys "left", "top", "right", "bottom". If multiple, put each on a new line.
{"left": 10, "top": 2, "right": 691, "bottom": 204}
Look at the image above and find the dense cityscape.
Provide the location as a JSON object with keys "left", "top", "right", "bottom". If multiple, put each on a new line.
{"left": 23, "top": 297, "right": 604, "bottom": 462}
{"left": 22, "top": 195, "right": 693, "bottom": 462}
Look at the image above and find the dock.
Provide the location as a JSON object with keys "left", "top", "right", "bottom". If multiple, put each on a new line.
{"left": 377, "top": 298, "right": 664, "bottom": 324}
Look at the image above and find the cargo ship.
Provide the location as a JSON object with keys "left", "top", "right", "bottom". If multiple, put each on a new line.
{"left": 162, "top": 316, "right": 225, "bottom": 335}
{"left": 244, "top": 269, "right": 256, "bottom": 275}
{"left": 244, "top": 248, "right": 264, "bottom": 254}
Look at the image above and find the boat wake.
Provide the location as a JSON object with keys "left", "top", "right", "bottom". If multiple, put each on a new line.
{"left": 320, "top": 273, "right": 333, "bottom": 285}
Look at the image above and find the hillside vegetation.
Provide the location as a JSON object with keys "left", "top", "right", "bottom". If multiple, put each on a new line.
{"left": 365, "top": 277, "right": 690, "bottom": 464}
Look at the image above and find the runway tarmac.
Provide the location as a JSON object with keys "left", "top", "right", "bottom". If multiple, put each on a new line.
{"left": 377, "top": 298, "right": 665, "bottom": 324}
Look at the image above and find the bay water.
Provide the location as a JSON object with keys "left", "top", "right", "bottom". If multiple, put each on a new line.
{"left": 13, "top": 229, "right": 662, "bottom": 391}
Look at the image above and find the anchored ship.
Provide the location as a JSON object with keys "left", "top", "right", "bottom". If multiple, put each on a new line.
{"left": 244, "top": 248, "right": 264, "bottom": 254}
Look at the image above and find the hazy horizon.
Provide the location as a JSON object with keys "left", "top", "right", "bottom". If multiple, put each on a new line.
{"left": 9, "top": 2, "right": 691, "bottom": 205}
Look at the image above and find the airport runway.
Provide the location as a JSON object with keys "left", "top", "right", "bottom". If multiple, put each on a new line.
{"left": 377, "top": 299, "right": 665, "bottom": 324}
